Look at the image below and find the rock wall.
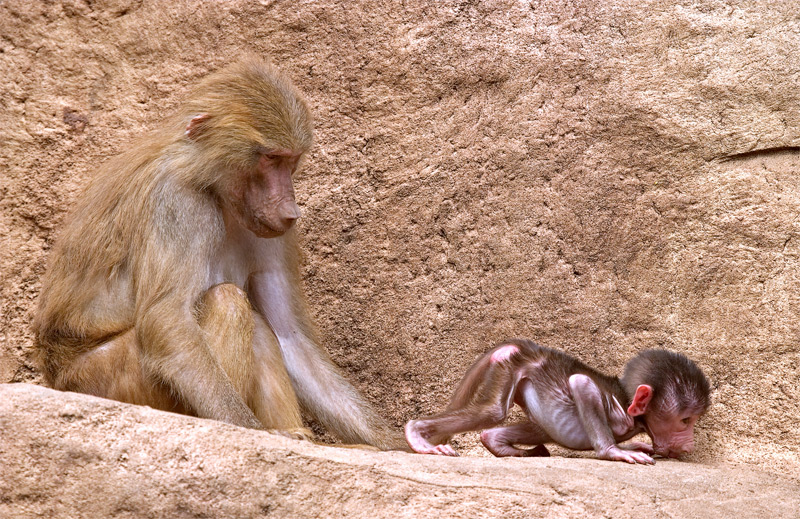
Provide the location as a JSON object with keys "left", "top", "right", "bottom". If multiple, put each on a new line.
{"left": 1, "top": 0, "right": 799, "bottom": 497}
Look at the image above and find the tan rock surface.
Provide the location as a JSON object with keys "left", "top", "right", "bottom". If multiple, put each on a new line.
{"left": 2, "top": 384, "right": 799, "bottom": 519}
{"left": 1, "top": 0, "right": 800, "bottom": 515}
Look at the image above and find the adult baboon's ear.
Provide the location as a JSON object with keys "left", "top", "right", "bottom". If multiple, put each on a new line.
{"left": 185, "top": 113, "right": 212, "bottom": 140}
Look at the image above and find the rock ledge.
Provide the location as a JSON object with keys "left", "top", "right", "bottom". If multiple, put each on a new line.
{"left": 1, "top": 384, "right": 796, "bottom": 519}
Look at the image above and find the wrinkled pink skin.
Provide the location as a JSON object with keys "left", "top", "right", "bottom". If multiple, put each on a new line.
{"left": 643, "top": 412, "right": 700, "bottom": 459}
{"left": 229, "top": 150, "right": 303, "bottom": 238}
{"left": 404, "top": 423, "right": 459, "bottom": 457}
{"left": 185, "top": 114, "right": 304, "bottom": 238}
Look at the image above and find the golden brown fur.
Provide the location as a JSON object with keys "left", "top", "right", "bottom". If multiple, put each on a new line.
{"left": 34, "top": 56, "right": 402, "bottom": 449}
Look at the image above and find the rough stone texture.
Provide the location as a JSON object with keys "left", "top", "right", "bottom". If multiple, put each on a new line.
{"left": 3, "top": 384, "right": 799, "bottom": 519}
{"left": 2, "top": 0, "right": 800, "bottom": 514}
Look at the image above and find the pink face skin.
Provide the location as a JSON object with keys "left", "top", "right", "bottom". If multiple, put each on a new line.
{"left": 627, "top": 384, "right": 702, "bottom": 459}
{"left": 231, "top": 148, "right": 303, "bottom": 238}
{"left": 184, "top": 115, "right": 305, "bottom": 238}
{"left": 642, "top": 411, "right": 701, "bottom": 458}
